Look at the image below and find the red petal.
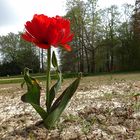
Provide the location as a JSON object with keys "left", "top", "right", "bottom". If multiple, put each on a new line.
{"left": 22, "top": 32, "right": 50, "bottom": 49}
{"left": 35, "top": 43, "right": 50, "bottom": 49}
{"left": 24, "top": 14, "right": 51, "bottom": 41}
{"left": 22, "top": 32, "right": 33, "bottom": 42}
{"left": 61, "top": 33, "right": 74, "bottom": 44}
{"left": 63, "top": 44, "right": 72, "bottom": 51}
{"left": 22, "top": 32, "right": 39, "bottom": 43}
{"left": 46, "top": 23, "right": 59, "bottom": 45}
{"left": 33, "top": 14, "right": 51, "bottom": 39}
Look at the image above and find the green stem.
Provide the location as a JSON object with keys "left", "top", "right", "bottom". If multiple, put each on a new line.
{"left": 46, "top": 47, "right": 51, "bottom": 113}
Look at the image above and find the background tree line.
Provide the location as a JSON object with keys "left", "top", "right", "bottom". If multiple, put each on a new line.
{"left": 0, "top": 0, "right": 140, "bottom": 76}
{"left": 0, "top": 33, "right": 42, "bottom": 76}
{"left": 60, "top": 0, "right": 140, "bottom": 73}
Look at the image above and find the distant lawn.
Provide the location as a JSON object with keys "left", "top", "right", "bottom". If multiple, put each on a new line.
{"left": 0, "top": 72, "right": 78, "bottom": 84}
{"left": 0, "top": 73, "right": 46, "bottom": 79}
{"left": 0, "top": 72, "right": 140, "bottom": 84}
{"left": 0, "top": 73, "right": 46, "bottom": 84}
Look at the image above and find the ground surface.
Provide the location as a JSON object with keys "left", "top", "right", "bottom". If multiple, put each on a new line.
{"left": 0, "top": 73, "right": 140, "bottom": 140}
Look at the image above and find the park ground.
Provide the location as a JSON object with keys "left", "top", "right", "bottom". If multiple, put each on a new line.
{"left": 0, "top": 72, "right": 140, "bottom": 140}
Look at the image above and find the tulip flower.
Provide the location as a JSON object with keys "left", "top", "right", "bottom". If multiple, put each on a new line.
{"left": 22, "top": 14, "right": 74, "bottom": 51}
{"left": 21, "top": 14, "right": 80, "bottom": 129}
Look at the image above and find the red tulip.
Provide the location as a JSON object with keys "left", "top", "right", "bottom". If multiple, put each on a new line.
{"left": 22, "top": 14, "right": 74, "bottom": 51}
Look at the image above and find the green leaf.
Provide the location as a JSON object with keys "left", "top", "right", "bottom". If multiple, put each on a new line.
{"left": 31, "top": 103, "right": 48, "bottom": 120}
{"left": 44, "top": 76, "right": 81, "bottom": 128}
{"left": 21, "top": 68, "right": 48, "bottom": 122}
{"left": 21, "top": 68, "right": 41, "bottom": 105}
{"left": 47, "top": 52, "right": 62, "bottom": 111}
{"left": 21, "top": 80, "right": 25, "bottom": 88}
{"left": 48, "top": 72, "right": 62, "bottom": 111}
{"left": 52, "top": 51, "right": 58, "bottom": 68}
{"left": 21, "top": 84, "right": 41, "bottom": 105}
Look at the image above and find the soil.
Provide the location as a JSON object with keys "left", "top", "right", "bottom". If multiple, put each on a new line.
{"left": 0, "top": 74, "right": 140, "bottom": 140}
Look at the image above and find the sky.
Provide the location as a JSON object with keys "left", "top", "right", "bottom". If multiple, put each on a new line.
{"left": 0, "top": 0, "right": 135, "bottom": 36}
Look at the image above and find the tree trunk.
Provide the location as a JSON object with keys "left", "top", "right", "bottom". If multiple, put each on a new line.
{"left": 90, "top": 50, "right": 95, "bottom": 73}
{"left": 84, "top": 47, "right": 90, "bottom": 72}
{"left": 110, "top": 51, "right": 114, "bottom": 71}
{"left": 106, "top": 52, "right": 110, "bottom": 72}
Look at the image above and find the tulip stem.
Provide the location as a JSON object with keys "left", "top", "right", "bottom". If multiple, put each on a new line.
{"left": 46, "top": 47, "right": 51, "bottom": 112}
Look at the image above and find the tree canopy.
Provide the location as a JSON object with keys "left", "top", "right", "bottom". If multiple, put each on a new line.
{"left": 60, "top": 0, "right": 140, "bottom": 73}
{"left": 0, "top": 32, "right": 40, "bottom": 76}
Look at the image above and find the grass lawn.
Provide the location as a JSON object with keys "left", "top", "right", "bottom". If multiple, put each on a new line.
{"left": 0, "top": 71, "right": 140, "bottom": 84}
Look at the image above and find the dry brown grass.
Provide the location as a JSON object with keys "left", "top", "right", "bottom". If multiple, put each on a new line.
{"left": 0, "top": 73, "right": 140, "bottom": 139}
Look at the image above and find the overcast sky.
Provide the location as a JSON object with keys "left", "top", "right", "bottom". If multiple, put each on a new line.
{"left": 0, "top": 0, "right": 135, "bottom": 36}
